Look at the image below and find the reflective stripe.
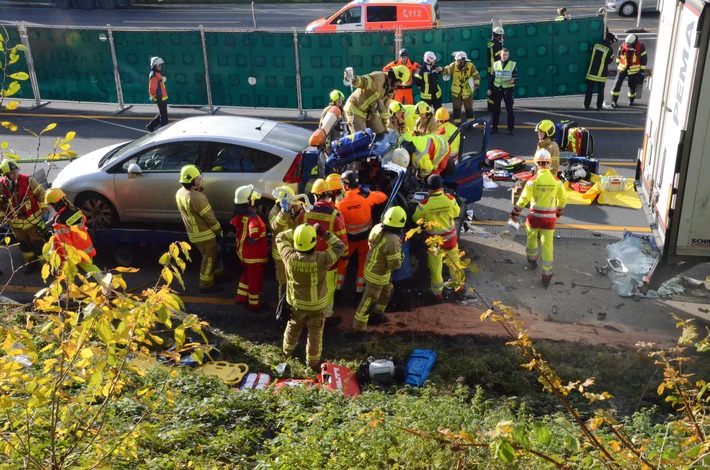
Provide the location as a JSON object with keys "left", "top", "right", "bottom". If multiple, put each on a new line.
{"left": 344, "top": 218, "right": 372, "bottom": 235}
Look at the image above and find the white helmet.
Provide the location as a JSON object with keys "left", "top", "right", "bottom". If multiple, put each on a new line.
{"left": 234, "top": 184, "right": 262, "bottom": 204}
{"left": 454, "top": 51, "right": 467, "bottom": 61}
{"left": 625, "top": 34, "right": 637, "bottom": 45}
{"left": 423, "top": 51, "right": 437, "bottom": 65}
{"left": 533, "top": 149, "right": 552, "bottom": 164}
{"left": 493, "top": 26, "right": 505, "bottom": 36}
{"left": 392, "top": 148, "right": 411, "bottom": 169}
{"left": 150, "top": 56, "right": 164, "bottom": 68}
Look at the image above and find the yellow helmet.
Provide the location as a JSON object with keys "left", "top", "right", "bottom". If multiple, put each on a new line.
{"left": 389, "top": 101, "right": 403, "bottom": 114}
{"left": 0, "top": 158, "right": 19, "bottom": 176}
{"left": 274, "top": 185, "right": 296, "bottom": 201}
{"left": 383, "top": 206, "right": 406, "bottom": 228}
{"left": 45, "top": 187, "right": 66, "bottom": 204}
{"left": 325, "top": 173, "right": 343, "bottom": 192}
{"left": 294, "top": 224, "right": 317, "bottom": 252}
{"left": 435, "top": 107, "right": 450, "bottom": 121}
{"left": 329, "top": 89, "right": 345, "bottom": 104}
{"left": 311, "top": 178, "right": 330, "bottom": 195}
{"left": 416, "top": 101, "right": 431, "bottom": 115}
{"left": 391, "top": 65, "right": 411, "bottom": 84}
{"left": 179, "top": 164, "right": 201, "bottom": 184}
{"left": 534, "top": 120, "right": 555, "bottom": 138}
{"left": 533, "top": 149, "right": 552, "bottom": 164}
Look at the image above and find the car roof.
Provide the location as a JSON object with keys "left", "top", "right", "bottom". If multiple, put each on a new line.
{"left": 158, "top": 115, "right": 279, "bottom": 143}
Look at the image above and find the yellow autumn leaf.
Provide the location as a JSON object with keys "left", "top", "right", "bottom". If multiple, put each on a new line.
{"left": 42, "top": 123, "right": 57, "bottom": 133}
{"left": 4, "top": 100, "right": 19, "bottom": 110}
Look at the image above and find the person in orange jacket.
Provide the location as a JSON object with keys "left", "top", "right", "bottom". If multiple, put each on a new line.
{"left": 231, "top": 184, "right": 269, "bottom": 311}
{"left": 383, "top": 48, "right": 419, "bottom": 105}
{"left": 303, "top": 178, "right": 349, "bottom": 326}
{"left": 336, "top": 170, "right": 387, "bottom": 294}
{"left": 44, "top": 188, "right": 97, "bottom": 273}
{"left": 147, "top": 56, "right": 168, "bottom": 132}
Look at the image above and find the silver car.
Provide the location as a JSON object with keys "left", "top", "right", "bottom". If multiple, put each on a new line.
{"left": 606, "top": 0, "right": 659, "bottom": 17}
{"left": 51, "top": 115, "right": 312, "bottom": 228}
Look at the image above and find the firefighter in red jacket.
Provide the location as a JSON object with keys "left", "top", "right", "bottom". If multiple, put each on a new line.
{"left": 336, "top": 171, "right": 387, "bottom": 294}
{"left": 230, "top": 184, "right": 269, "bottom": 311}
{"left": 147, "top": 56, "right": 168, "bottom": 132}
{"left": 44, "top": 188, "right": 97, "bottom": 272}
{"left": 610, "top": 34, "right": 648, "bottom": 108}
{"left": 0, "top": 159, "right": 48, "bottom": 274}
{"left": 303, "top": 178, "right": 349, "bottom": 326}
{"left": 382, "top": 48, "right": 419, "bottom": 105}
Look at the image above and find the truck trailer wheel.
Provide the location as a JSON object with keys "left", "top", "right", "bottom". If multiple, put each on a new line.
{"left": 55, "top": 0, "right": 73, "bottom": 9}
{"left": 75, "top": 0, "right": 96, "bottom": 9}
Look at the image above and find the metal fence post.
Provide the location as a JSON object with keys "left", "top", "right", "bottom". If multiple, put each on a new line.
{"left": 293, "top": 28, "right": 306, "bottom": 120}
{"left": 199, "top": 25, "right": 217, "bottom": 114}
{"left": 106, "top": 25, "right": 131, "bottom": 113}
{"left": 17, "top": 22, "right": 46, "bottom": 109}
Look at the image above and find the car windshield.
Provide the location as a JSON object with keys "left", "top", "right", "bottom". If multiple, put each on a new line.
{"left": 262, "top": 123, "right": 310, "bottom": 153}
{"left": 98, "top": 125, "right": 172, "bottom": 169}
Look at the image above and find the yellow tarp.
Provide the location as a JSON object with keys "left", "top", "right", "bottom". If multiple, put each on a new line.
{"left": 576, "top": 169, "right": 642, "bottom": 209}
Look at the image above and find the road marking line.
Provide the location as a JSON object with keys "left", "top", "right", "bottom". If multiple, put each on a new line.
{"left": 472, "top": 220, "right": 651, "bottom": 232}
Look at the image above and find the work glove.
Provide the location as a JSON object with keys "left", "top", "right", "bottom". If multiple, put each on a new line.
{"left": 162, "top": 76, "right": 167, "bottom": 83}
{"left": 555, "top": 207, "right": 564, "bottom": 220}
{"left": 313, "top": 223, "right": 327, "bottom": 237}
{"left": 508, "top": 215, "right": 517, "bottom": 225}
{"left": 279, "top": 198, "right": 289, "bottom": 212}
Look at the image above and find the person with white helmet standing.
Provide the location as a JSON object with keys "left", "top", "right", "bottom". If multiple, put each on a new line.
{"left": 487, "top": 26, "right": 505, "bottom": 111}
{"left": 382, "top": 48, "right": 419, "bottom": 105}
{"left": 343, "top": 65, "right": 410, "bottom": 134}
{"left": 609, "top": 34, "right": 648, "bottom": 108}
{"left": 509, "top": 149, "right": 568, "bottom": 288}
{"left": 413, "top": 51, "right": 444, "bottom": 111}
{"left": 147, "top": 56, "right": 168, "bottom": 132}
{"left": 441, "top": 51, "right": 480, "bottom": 124}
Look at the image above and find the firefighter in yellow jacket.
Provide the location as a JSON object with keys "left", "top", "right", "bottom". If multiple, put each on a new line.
{"left": 413, "top": 175, "right": 466, "bottom": 301}
{"left": 535, "top": 119, "right": 561, "bottom": 173}
{"left": 343, "top": 65, "right": 410, "bottom": 134}
{"left": 277, "top": 223, "right": 346, "bottom": 369}
{"left": 435, "top": 108, "right": 461, "bottom": 162}
{"left": 414, "top": 101, "right": 439, "bottom": 136}
{"left": 352, "top": 206, "right": 405, "bottom": 332}
{"left": 399, "top": 132, "right": 451, "bottom": 179}
{"left": 175, "top": 164, "right": 225, "bottom": 293}
{"left": 510, "top": 149, "right": 568, "bottom": 288}
{"left": 441, "top": 51, "right": 480, "bottom": 124}
{"left": 387, "top": 101, "right": 417, "bottom": 134}
{"left": 0, "top": 159, "right": 48, "bottom": 274}
{"left": 269, "top": 186, "right": 304, "bottom": 299}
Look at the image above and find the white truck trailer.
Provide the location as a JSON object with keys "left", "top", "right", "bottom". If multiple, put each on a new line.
{"left": 637, "top": 0, "right": 710, "bottom": 287}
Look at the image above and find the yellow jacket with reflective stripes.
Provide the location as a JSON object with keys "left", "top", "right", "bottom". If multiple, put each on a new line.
{"left": 269, "top": 203, "right": 300, "bottom": 261}
{"left": 276, "top": 229, "right": 346, "bottom": 311}
{"left": 175, "top": 187, "right": 221, "bottom": 243}
{"left": 387, "top": 104, "right": 417, "bottom": 134}
{"left": 441, "top": 61, "right": 480, "bottom": 98}
{"left": 437, "top": 122, "right": 460, "bottom": 159}
{"left": 0, "top": 174, "right": 47, "bottom": 230}
{"left": 537, "top": 138, "right": 561, "bottom": 172}
{"left": 345, "top": 72, "right": 391, "bottom": 119}
{"left": 413, "top": 189, "right": 460, "bottom": 250}
{"left": 363, "top": 223, "right": 402, "bottom": 285}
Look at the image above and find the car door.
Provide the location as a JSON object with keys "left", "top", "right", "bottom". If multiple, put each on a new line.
{"left": 332, "top": 6, "right": 364, "bottom": 31}
{"left": 110, "top": 141, "right": 203, "bottom": 223}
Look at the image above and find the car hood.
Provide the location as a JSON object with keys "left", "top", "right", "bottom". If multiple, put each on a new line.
{"left": 51, "top": 142, "right": 125, "bottom": 190}
{"left": 306, "top": 18, "right": 326, "bottom": 32}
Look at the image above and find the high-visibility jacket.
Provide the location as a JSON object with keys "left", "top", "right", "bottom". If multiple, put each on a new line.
{"left": 441, "top": 61, "right": 480, "bottom": 98}
{"left": 148, "top": 71, "right": 167, "bottom": 102}
{"left": 493, "top": 60, "right": 517, "bottom": 89}
{"left": 230, "top": 206, "right": 268, "bottom": 264}
{"left": 555, "top": 15, "right": 566, "bottom": 21}
{"left": 336, "top": 188, "right": 387, "bottom": 242}
{"left": 269, "top": 203, "right": 300, "bottom": 262}
{"left": 487, "top": 38, "right": 504, "bottom": 74}
{"left": 0, "top": 173, "right": 47, "bottom": 229}
{"left": 413, "top": 64, "right": 442, "bottom": 101}
{"left": 586, "top": 41, "right": 614, "bottom": 82}
{"left": 302, "top": 201, "right": 349, "bottom": 261}
{"left": 413, "top": 189, "right": 460, "bottom": 250}
{"left": 617, "top": 41, "right": 647, "bottom": 75}
{"left": 382, "top": 57, "right": 419, "bottom": 88}
{"left": 437, "top": 122, "right": 461, "bottom": 160}
{"left": 276, "top": 229, "right": 346, "bottom": 311}
{"left": 537, "top": 138, "right": 561, "bottom": 173}
{"left": 511, "top": 169, "right": 567, "bottom": 230}
{"left": 406, "top": 134, "right": 450, "bottom": 178}
{"left": 175, "top": 187, "right": 222, "bottom": 243}
{"left": 387, "top": 104, "right": 417, "bottom": 134}
{"left": 344, "top": 72, "right": 391, "bottom": 119}
{"left": 363, "top": 223, "right": 402, "bottom": 285}
{"left": 49, "top": 204, "right": 96, "bottom": 262}
{"left": 415, "top": 114, "right": 439, "bottom": 135}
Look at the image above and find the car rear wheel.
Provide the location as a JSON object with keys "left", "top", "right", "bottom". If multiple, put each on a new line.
{"left": 76, "top": 193, "right": 118, "bottom": 229}
{"left": 619, "top": 1, "right": 637, "bottom": 17}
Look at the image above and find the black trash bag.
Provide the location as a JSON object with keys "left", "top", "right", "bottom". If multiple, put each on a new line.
{"left": 275, "top": 290, "right": 291, "bottom": 322}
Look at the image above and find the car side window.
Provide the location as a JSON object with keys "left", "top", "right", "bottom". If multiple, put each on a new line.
{"left": 207, "top": 144, "right": 282, "bottom": 173}
{"left": 118, "top": 142, "right": 201, "bottom": 173}
{"left": 334, "top": 6, "right": 362, "bottom": 24}
{"left": 367, "top": 6, "right": 396, "bottom": 22}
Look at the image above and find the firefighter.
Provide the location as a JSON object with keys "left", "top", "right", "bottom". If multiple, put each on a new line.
{"left": 535, "top": 119, "right": 561, "bottom": 173}
{"left": 230, "top": 185, "right": 268, "bottom": 311}
{"left": 277, "top": 223, "right": 346, "bottom": 369}
{"left": 352, "top": 206, "right": 405, "bottom": 332}
{"left": 413, "top": 174, "right": 466, "bottom": 301}
{"left": 414, "top": 101, "right": 439, "bottom": 135}
{"left": 382, "top": 48, "right": 419, "bottom": 105}
{"left": 413, "top": 51, "right": 443, "bottom": 111}
{"left": 175, "top": 164, "right": 225, "bottom": 294}
{"left": 269, "top": 186, "right": 304, "bottom": 301}
{"left": 585, "top": 31, "right": 616, "bottom": 110}
{"left": 510, "top": 149, "right": 568, "bottom": 288}
{"left": 0, "top": 159, "right": 48, "bottom": 274}
{"left": 147, "top": 56, "right": 168, "bottom": 132}
{"left": 441, "top": 51, "right": 480, "bottom": 124}
{"left": 336, "top": 170, "right": 387, "bottom": 295}
{"left": 44, "top": 188, "right": 97, "bottom": 272}
{"left": 343, "top": 65, "right": 411, "bottom": 134}
{"left": 555, "top": 7, "right": 570, "bottom": 21}
{"left": 399, "top": 132, "right": 451, "bottom": 179}
{"left": 610, "top": 34, "right": 648, "bottom": 108}
{"left": 435, "top": 108, "right": 461, "bottom": 162}
{"left": 489, "top": 48, "right": 518, "bottom": 135}
{"left": 320, "top": 90, "right": 346, "bottom": 141}
{"left": 487, "top": 26, "right": 505, "bottom": 110}
{"left": 325, "top": 173, "right": 344, "bottom": 203}
{"left": 303, "top": 178, "right": 349, "bottom": 326}
{"left": 387, "top": 101, "right": 417, "bottom": 134}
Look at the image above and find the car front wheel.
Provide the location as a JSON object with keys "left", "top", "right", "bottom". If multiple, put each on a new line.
{"left": 75, "top": 193, "right": 118, "bottom": 229}
{"left": 620, "top": 1, "right": 637, "bottom": 17}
